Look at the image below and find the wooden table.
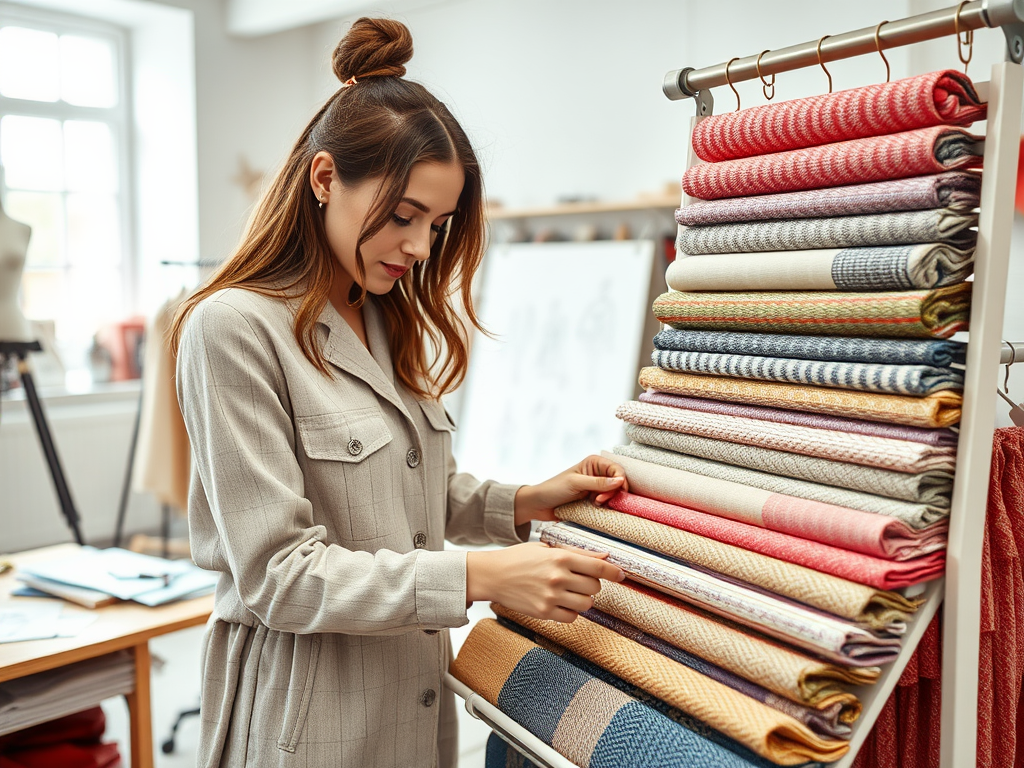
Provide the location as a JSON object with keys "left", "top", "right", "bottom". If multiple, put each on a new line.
{"left": 0, "top": 544, "right": 214, "bottom": 767}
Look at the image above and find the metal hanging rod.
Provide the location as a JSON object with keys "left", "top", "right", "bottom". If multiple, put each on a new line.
{"left": 663, "top": 0, "right": 1024, "bottom": 102}
{"left": 1002, "top": 341, "right": 1024, "bottom": 364}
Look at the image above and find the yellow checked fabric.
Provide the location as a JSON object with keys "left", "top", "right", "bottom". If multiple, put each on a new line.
{"left": 593, "top": 580, "right": 877, "bottom": 710}
{"left": 638, "top": 367, "right": 962, "bottom": 428}
{"left": 556, "top": 501, "right": 918, "bottom": 628}
{"left": 492, "top": 605, "right": 850, "bottom": 765}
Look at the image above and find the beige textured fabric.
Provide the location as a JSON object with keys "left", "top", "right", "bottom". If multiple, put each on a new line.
{"left": 593, "top": 580, "right": 877, "bottom": 709}
{"left": 639, "top": 367, "right": 962, "bottom": 428}
{"left": 555, "top": 501, "right": 908, "bottom": 624}
{"left": 552, "top": 678, "right": 631, "bottom": 765}
{"left": 493, "top": 606, "right": 850, "bottom": 765}
{"left": 133, "top": 290, "right": 191, "bottom": 510}
{"left": 177, "top": 288, "right": 524, "bottom": 768}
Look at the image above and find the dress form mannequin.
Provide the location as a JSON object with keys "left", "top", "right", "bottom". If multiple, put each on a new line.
{"left": 0, "top": 169, "right": 33, "bottom": 342}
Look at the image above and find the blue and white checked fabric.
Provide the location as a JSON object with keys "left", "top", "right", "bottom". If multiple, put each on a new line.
{"left": 653, "top": 330, "right": 966, "bottom": 367}
{"left": 651, "top": 349, "right": 963, "bottom": 396}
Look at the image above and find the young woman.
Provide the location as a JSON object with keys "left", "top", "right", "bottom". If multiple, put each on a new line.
{"left": 172, "top": 17, "right": 628, "bottom": 768}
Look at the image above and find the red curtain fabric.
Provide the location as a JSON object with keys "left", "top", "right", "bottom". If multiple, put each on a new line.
{"left": 853, "top": 427, "right": 1024, "bottom": 768}
{"left": 0, "top": 707, "right": 121, "bottom": 768}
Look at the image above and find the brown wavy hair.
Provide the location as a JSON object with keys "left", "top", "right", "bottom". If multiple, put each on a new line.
{"left": 170, "top": 17, "right": 486, "bottom": 399}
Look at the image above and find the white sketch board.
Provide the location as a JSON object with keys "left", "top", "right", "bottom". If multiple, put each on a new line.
{"left": 453, "top": 240, "right": 655, "bottom": 486}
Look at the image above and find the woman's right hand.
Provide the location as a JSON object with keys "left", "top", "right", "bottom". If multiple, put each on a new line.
{"left": 466, "top": 542, "right": 625, "bottom": 623}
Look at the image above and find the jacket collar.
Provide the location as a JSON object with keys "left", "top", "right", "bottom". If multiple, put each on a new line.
{"left": 317, "top": 297, "right": 416, "bottom": 422}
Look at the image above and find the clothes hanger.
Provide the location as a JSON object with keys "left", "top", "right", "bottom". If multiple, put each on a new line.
{"left": 998, "top": 341, "right": 1024, "bottom": 426}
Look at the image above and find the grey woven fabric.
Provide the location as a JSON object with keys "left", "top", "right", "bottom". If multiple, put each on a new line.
{"left": 675, "top": 172, "right": 982, "bottom": 227}
{"left": 666, "top": 244, "right": 974, "bottom": 292}
{"left": 651, "top": 349, "right": 963, "bottom": 396}
{"left": 677, "top": 208, "right": 978, "bottom": 255}
{"left": 622, "top": 422, "right": 954, "bottom": 509}
{"left": 653, "top": 329, "right": 966, "bottom": 367}
{"left": 614, "top": 440, "right": 948, "bottom": 529}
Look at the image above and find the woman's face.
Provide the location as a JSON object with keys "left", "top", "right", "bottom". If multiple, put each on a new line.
{"left": 313, "top": 155, "right": 465, "bottom": 296}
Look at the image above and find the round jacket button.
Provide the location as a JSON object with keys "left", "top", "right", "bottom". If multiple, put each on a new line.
{"left": 406, "top": 448, "right": 420, "bottom": 468}
{"left": 420, "top": 689, "right": 436, "bottom": 707}
{"left": 347, "top": 439, "right": 363, "bottom": 456}
{"left": 413, "top": 532, "right": 427, "bottom": 549}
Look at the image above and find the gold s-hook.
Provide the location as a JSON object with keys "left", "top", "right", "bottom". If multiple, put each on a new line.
{"left": 755, "top": 50, "right": 775, "bottom": 101}
{"left": 725, "top": 57, "right": 741, "bottom": 111}
{"left": 874, "top": 21, "right": 891, "bottom": 83}
{"left": 1005, "top": 341, "right": 1017, "bottom": 393}
{"left": 816, "top": 35, "right": 833, "bottom": 93}
{"left": 954, "top": 1, "right": 974, "bottom": 74}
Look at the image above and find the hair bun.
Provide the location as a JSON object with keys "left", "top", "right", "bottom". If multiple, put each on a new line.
{"left": 332, "top": 17, "right": 413, "bottom": 82}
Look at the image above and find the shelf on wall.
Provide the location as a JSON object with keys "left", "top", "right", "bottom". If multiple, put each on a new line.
{"left": 486, "top": 195, "right": 680, "bottom": 220}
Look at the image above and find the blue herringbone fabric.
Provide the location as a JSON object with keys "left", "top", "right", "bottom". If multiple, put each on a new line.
{"left": 497, "top": 648, "right": 589, "bottom": 744}
{"left": 653, "top": 329, "right": 966, "bottom": 367}
{"left": 494, "top": 618, "right": 786, "bottom": 768}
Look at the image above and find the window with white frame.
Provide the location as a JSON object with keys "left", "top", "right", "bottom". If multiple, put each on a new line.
{"left": 0, "top": 7, "right": 131, "bottom": 385}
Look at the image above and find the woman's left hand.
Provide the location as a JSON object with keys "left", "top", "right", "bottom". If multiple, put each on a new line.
{"left": 514, "top": 455, "right": 629, "bottom": 526}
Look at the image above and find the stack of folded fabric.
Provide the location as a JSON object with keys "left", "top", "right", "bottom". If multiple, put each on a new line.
{"left": 452, "top": 70, "right": 984, "bottom": 768}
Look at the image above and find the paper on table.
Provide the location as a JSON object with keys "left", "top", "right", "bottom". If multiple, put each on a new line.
{"left": 20, "top": 547, "right": 200, "bottom": 603}
{"left": 0, "top": 602, "right": 63, "bottom": 643}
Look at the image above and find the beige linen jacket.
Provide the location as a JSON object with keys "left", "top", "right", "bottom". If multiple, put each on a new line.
{"left": 176, "top": 287, "right": 524, "bottom": 768}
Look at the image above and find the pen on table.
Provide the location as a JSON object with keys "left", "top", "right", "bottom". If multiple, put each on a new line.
{"left": 108, "top": 571, "right": 173, "bottom": 587}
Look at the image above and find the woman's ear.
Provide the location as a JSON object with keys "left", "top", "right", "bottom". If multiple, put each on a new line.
{"left": 309, "top": 151, "right": 336, "bottom": 201}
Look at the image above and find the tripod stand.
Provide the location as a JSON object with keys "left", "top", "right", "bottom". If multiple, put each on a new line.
{"left": 0, "top": 340, "right": 84, "bottom": 545}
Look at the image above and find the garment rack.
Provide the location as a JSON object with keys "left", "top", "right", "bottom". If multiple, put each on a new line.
{"left": 447, "top": 3, "right": 1024, "bottom": 767}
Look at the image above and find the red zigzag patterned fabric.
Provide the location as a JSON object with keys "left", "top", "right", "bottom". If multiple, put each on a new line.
{"left": 682, "top": 126, "right": 984, "bottom": 201}
{"left": 691, "top": 69, "right": 986, "bottom": 163}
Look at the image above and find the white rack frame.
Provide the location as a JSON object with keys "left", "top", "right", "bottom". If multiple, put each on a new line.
{"left": 448, "top": 5, "right": 1024, "bottom": 767}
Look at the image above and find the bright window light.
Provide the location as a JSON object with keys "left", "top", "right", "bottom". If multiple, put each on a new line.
{"left": 60, "top": 35, "right": 117, "bottom": 108}
{"left": 0, "top": 115, "right": 64, "bottom": 191}
{"left": 0, "top": 26, "right": 60, "bottom": 102}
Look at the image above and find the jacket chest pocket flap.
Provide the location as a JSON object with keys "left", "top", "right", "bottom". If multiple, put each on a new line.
{"left": 418, "top": 399, "right": 456, "bottom": 433}
{"left": 296, "top": 408, "right": 392, "bottom": 462}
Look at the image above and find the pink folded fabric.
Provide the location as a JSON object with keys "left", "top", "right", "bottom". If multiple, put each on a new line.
{"left": 683, "top": 126, "right": 983, "bottom": 201}
{"left": 616, "top": 400, "right": 957, "bottom": 474}
{"left": 605, "top": 451, "right": 948, "bottom": 561}
{"left": 676, "top": 172, "right": 982, "bottom": 227}
{"left": 691, "top": 70, "right": 986, "bottom": 162}
{"left": 638, "top": 390, "right": 958, "bottom": 447}
{"left": 606, "top": 491, "right": 945, "bottom": 590}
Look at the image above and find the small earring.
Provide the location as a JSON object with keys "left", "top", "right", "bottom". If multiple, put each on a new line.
{"left": 318, "top": 195, "right": 325, "bottom": 209}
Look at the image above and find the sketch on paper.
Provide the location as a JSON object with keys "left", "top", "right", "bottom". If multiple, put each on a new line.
{"left": 453, "top": 240, "right": 655, "bottom": 486}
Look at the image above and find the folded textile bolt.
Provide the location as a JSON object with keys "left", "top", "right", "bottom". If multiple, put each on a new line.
{"left": 690, "top": 70, "right": 986, "bottom": 162}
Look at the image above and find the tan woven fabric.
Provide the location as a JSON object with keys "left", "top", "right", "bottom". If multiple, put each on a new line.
{"left": 552, "top": 679, "right": 630, "bottom": 765}
{"left": 639, "top": 367, "right": 962, "bottom": 428}
{"left": 593, "top": 580, "right": 877, "bottom": 709}
{"left": 556, "top": 501, "right": 915, "bottom": 625}
{"left": 449, "top": 618, "right": 533, "bottom": 706}
{"left": 492, "top": 606, "right": 850, "bottom": 765}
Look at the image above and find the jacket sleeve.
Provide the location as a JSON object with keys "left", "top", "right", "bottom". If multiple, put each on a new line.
{"left": 178, "top": 297, "right": 470, "bottom": 636}
{"left": 442, "top": 442, "right": 527, "bottom": 547}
